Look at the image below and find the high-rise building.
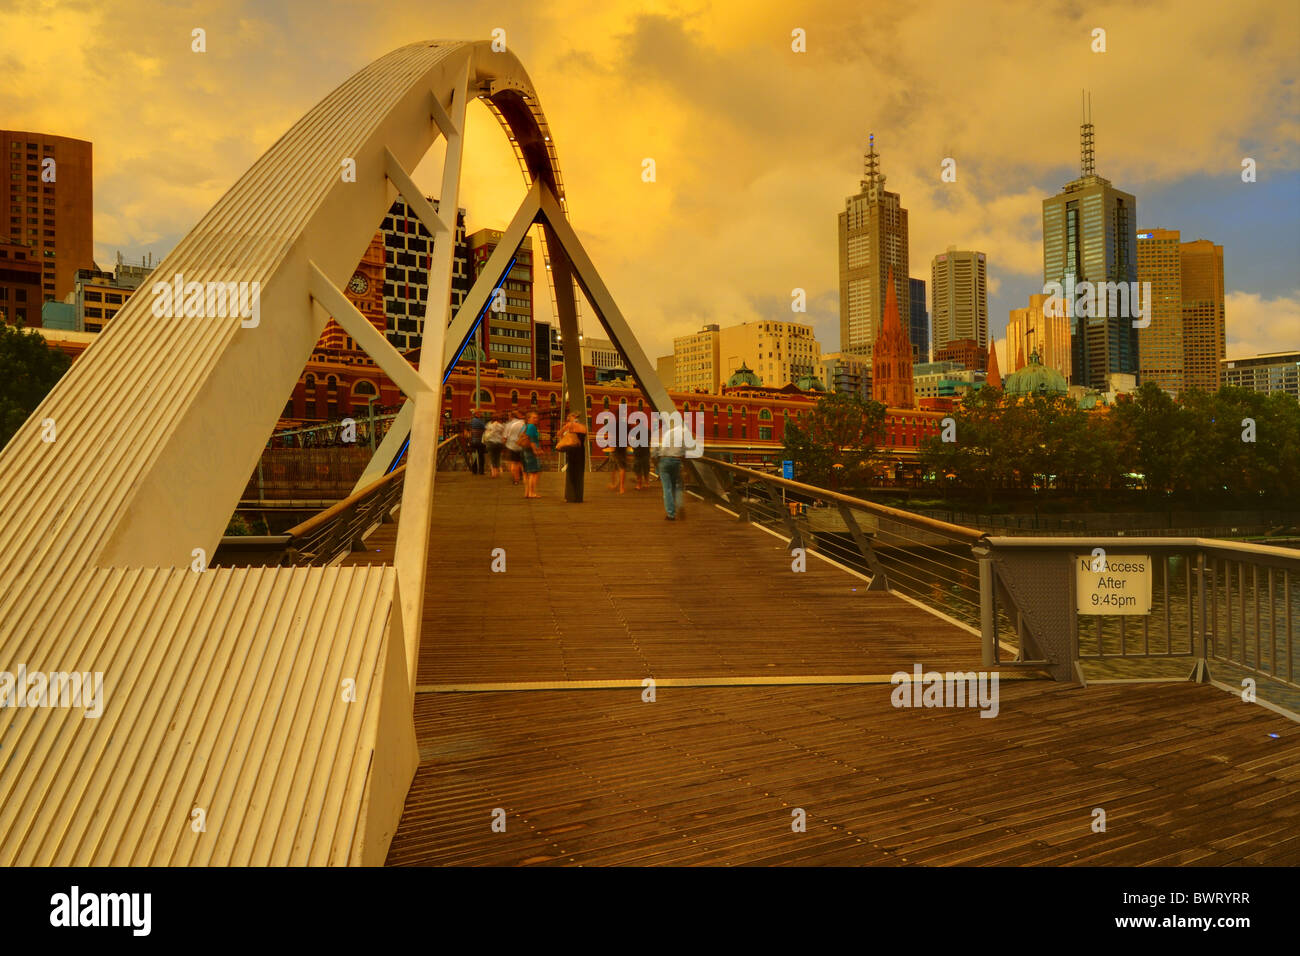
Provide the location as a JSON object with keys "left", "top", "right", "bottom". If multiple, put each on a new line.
{"left": 1221, "top": 352, "right": 1299, "bottom": 400}
{"left": 380, "top": 195, "right": 470, "bottom": 353}
{"left": 838, "top": 134, "right": 909, "bottom": 358}
{"left": 468, "top": 228, "right": 534, "bottom": 377}
{"left": 1136, "top": 228, "right": 1184, "bottom": 393}
{"left": 673, "top": 324, "right": 721, "bottom": 392}
{"left": 1042, "top": 106, "right": 1138, "bottom": 390}
{"left": 1, "top": 131, "right": 93, "bottom": 303}
{"left": 1136, "top": 229, "right": 1226, "bottom": 395}
{"left": 908, "top": 276, "right": 929, "bottom": 364}
{"left": 930, "top": 247, "right": 988, "bottom": 363}
{"left": 721, "top": 320, "right": 821, "bottom": 388}
{"left": 0, "top": 238, "right": 42, "bottom": 326}
{"left": 1007, "top": 292, "right": 1071, "bottom": 381}
{"left": 533, "top": 321, "right": 563, "bottom": 381}
{"left": 871, "top": 269, "right": 914, "bottom": 408}
{"left": 1179, "top": 239, "right": 1226, "bottom": 392}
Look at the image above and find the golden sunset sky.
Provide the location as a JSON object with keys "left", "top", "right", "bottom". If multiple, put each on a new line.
{"left": 2, "top": 0, "right": 1297, "bottom": 367}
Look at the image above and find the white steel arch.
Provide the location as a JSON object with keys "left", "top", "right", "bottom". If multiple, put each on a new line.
{"left": 0, "top": 40, "right": 648, "bottom": 866}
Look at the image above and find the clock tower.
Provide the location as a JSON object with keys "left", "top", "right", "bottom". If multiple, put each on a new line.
{"left": 316, "top": 234, "right": 386, "bottom": 353}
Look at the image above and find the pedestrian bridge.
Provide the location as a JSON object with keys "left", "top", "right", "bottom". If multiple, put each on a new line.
{"left": 1, "top": 38, "right": 1296, "bottom": 867}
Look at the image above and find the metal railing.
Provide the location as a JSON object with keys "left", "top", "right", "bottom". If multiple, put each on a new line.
{"left": 215, "top": 435, "right": 460, "bottom": 567}
{"left": 693, "top": 457, "right": 1029, "bottom": 665}
{"left": 982, "top": 537, "right": 1299, "bottom": 693}
{"left": 693, "top": 459, "right": 1299, "bottom": 698}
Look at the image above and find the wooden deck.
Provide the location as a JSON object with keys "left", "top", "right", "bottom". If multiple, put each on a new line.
{"left": 346, "top": 472, "right": 1300, "bottom": 866}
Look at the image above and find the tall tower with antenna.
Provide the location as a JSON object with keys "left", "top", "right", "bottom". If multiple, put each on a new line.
{"left": 1080, "top": 90, "right": 1095, "bottom": 178}
{"left": 1040, "top": 93, "right": 1140, "bottom": 389}
{"left": 839, "top": 132, "right": 910, "bottom": 361}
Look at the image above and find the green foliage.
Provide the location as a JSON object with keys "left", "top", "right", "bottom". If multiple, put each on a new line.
{"left": 0, "top": 322, "right": 72, "bottom": 449}
{"left": 224, "top": 513, "right": 253, "bottom": 536}
{"left": 922, "top": 381, "right": 1299, "bottom": 508}
{"left": 782, "top": 391, "right": 887, "bottom": 487}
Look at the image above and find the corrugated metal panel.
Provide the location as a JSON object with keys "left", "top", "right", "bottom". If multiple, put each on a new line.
{"left": 0, "top": 565, "right": 409, "bottom": 865}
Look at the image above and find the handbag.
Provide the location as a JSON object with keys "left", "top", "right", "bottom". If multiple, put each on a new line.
{"left": 556, "top": 429, "right": 579, "bottom": 450}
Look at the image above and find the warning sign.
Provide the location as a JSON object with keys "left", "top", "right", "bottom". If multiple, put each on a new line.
{"left": 1076, "top": 553, "right": 1152, "bottom": 615}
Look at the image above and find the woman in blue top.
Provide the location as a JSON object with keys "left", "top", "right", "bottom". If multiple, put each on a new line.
{"left": 521, "top": 411, "right": 543, "bottom": 498}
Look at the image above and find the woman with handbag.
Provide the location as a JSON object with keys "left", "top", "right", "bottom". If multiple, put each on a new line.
{"left": 520, "top": 412, "right": 544, "bottom": 498}
{"left": 556, "top": 412, "right": 587, "bottom": 503}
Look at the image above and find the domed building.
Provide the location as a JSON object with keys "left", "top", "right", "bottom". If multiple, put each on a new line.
{"left": 795, "top": 373, "right": 827, "bottom": 393}
{"left": 1003, "top": 350, "right": 1068, "bottom": 398}
{"left": 725, "top": 362, "right": 763, "bottom": 389}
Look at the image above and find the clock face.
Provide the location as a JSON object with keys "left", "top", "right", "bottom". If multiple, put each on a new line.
{"left": 347, "top": 273, "right": 369, "bottom": 295}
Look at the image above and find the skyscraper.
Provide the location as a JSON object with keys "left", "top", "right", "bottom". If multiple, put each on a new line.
{"left": 839, "top": 134, "right": 909, "bottom": 358}
{"left": 930, "top": 247, "right": 988, "bottom": 362}
{"left": 1042, "top": 105, "right": 1139, "bottom": 391}
{"left": 1, "top": 131, "right": 94, "bottom": 303}
{"left": 1136, "top": 229, "right": 1226, "bottom": 395}
{"left": 908, "top": 276, "right": 929, "bottom": 364}
{"left": 1179, "top": 239, "right": 1226, "bottom": 392}
{"left": 469, "top": 228, "right": 534, "bottom": 377}
{"left": 1135, "top": 228, "right": 1184, "bottom": 393}
{"left": 1007, "top": 292, "right": 1071, "bottom": 381}
{"left": 380, "top": 195, "right": 470, "bottom": 353}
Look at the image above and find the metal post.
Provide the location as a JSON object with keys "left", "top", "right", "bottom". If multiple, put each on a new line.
{"left": 978, "top": 556, "right": 995, "bottom": 667}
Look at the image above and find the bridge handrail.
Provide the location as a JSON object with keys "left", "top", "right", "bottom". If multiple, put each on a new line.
{"left": 698, "top": 456, "right": 985, "bottom": 544}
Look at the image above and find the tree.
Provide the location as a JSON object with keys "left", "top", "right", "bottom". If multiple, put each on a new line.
{"left": 782, "top": 391, "right": 887, "bottom": 488}
{"left": 0, "top": 323, "right": 72, "bottom": 449}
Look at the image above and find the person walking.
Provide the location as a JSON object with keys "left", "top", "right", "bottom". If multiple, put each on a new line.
{"left": 632, "top": 442, "right": 651, "bottom": 491}
{"left": 654, "top": 416, "right": 687, "bottom": 520}
{"left": 556, "top": 412, "right": 588, "bottom": 502}
{"left": 503, "top": 409, "right": 526, "bottom": 485}
{"left": 468, "top": 410, "right": 486, "bottom": 475}
{"left": 608, "top": 439, "right": 628, "bottom": 493}
{"left": 520, "top": 411, "right": 544, "bottom": 498}
{"left": 484, "top": 413, "right": 505, "bottom": 477}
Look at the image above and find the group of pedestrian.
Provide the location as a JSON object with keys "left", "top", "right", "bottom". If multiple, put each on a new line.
{"left": 456, "top": 406, "right": 688, "bottom": 519}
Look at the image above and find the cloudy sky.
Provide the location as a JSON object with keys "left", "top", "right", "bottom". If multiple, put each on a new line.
{"left": 2, "top": 0, "right": 1297, "bottom": 368}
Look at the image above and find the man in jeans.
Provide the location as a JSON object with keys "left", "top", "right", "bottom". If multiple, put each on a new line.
{"left": 654, "top": 417, "right": 688, "bottom": 521}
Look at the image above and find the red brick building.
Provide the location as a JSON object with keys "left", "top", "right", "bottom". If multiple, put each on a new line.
{"left": 0, "top": 238, "right": 42, "bottom": 326}
{"left": 934, "top": 337, "right": 988, "bottom": 373}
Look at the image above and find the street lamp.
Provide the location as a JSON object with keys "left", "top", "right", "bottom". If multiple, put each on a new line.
{"left": 463, "top": 339, "right": 487, "bottom": 416}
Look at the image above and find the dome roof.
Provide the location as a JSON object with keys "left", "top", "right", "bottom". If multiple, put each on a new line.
{"left": 1004, "top": 350, "right": 1067, "bottom": 397}
{"left": 726, "top": 362, "right": 762, "bottom": 388}
{"left": 796, "top": 373, "right": 826, "bottom": 392}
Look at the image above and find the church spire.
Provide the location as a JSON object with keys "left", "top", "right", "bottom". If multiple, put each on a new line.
{"left": 986, "top": 340, "right": 1002, "bottom": 389}
{"left": 872, "top": 267, "right": 914, "bottom": 408}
